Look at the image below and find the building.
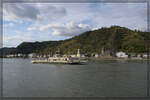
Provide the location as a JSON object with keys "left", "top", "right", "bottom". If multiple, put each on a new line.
{"left": 70, "top": 54, "right": 76, "bottom": 57}
{"left": 101, "top": 48, "right": 112, "bottom": 57}
{"left": 95, "top": 53, "right": 99, "bottom": 58}
{"left": 6, "top": 54, "right": 15, "bottom": 58}
{"left": 28, "top": 53, "right": 36, "bottom": 58}
{"left": 116, "top": 52, "right": 128, "bottom": 58}
{"left": 17, "top": 53, "right": 23, "bottom": 57}
{"left": 143, "top": 54, "right": 150, "bottom": 58}
{"left": 130, "top": 53, "right": 136, "bottom": 58}
{"left": 101, "top": 47, "right": 105, "bottom": 56}
{"left": 104, "top": 50, "right": 111, "bottom": 56}
{"left": 137, "top": 54, "right": 142, "bottom": 58}
{"left": 81, "top": 54, "right": 86, "bottom": 58}
{"left": 77, "top": 49, "right": 81, "bottom": 57}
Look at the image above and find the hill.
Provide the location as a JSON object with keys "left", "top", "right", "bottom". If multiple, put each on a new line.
{"left": 42, "top": 26, "right": 150, "bottom": 55}
{"left": 0, "top": 47, "right": 17, "bottom": 57}
{"left": 1, "top": 25, "right": 150, "bottom": 56}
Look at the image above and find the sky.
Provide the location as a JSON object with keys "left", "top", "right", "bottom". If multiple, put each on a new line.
{"left": 3, "top": 3, "right": 147, "bottom": 47}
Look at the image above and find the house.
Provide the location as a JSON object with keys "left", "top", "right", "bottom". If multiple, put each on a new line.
{"left": 130, "top": 53, "right": 137, "bottom": 58}
{"left": 116, "top": 52, "right": 128, "bottom": 58}
{"left": 101, "top": 47, "right": 105, "bottom": 55}
{"left": 91, "top": 53, "right": 99, "bottom": 57}
{"left": 95, "top": 53, "right": 99, "bottom": 58}
{"left": 6, "top": 54, "right": 14, "bottom": 58}
{"left": 28, "top": 53, "right": 36, "bottom": 58}
{"left": 104, "top": 50, "right": 111, "bottom": 56}
{"left": 70, "top": 54, "right": 76, "bottom": 57}
{"left": 137, "top": 54, "right": 142, "bottom": 58}
{"left": 143, "top": 54, "right": 150, "bottom": 58}
{"left": 81, "top": 54, "right": 86, "bottom": 58}
{"left": 17, "top": 53, "right": 23, "bottom": 57}
{"left": 43, "top": 54, "right": 47, "bottom": 58}
{"left": 101, "top": 48, "right": 112, "bottom": 57}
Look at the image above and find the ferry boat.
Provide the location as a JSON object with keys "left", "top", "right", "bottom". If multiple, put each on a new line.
{"left": 31, "top": 49, "right": 87, "bottom": 64}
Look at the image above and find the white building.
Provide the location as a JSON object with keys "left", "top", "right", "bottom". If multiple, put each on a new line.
{"left": 77, "top": 49, "right": 81, "bottom": 57}
{"left": 28, "top": 53, "right": 36, "bottom": 58}
{"left": 95, "top": 53, "right": 99, "bottom": 58}
{"left": 6, "top": 54, "right": 14, "bottom": 58}
{"left": 81, "top": 54, "right": 86, "bottom": 58}
{"left": 143, "top": 54, "right": 150, "bottom": 58}
{"left": 70, "top": 55, "right": 76, "bottom": 57}
{"left": 17, "top": 53, "right": 23, "bottom": 57}
{"left": 116, "top": 52, "right": 128, "bottom": 58}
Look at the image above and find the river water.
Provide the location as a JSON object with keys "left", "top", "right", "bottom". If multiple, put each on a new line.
{"left": 3, "top": 58, "right": 149, "bottom": 97}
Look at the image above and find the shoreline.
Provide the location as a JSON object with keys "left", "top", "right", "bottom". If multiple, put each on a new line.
{"left": 1, "top": 57, "right": 150, "bottom": 61}
{"left": 89, "top": 57, "right": 150, "bottom": 61}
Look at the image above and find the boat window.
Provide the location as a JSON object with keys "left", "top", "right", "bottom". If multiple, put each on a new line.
{"left": 53, "top": 59, "right": 57, "bottom": 61}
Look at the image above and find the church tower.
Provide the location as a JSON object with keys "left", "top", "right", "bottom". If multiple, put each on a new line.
{"left": 101, "top": 47, "right": 104, "bottom": 56}
{"left": 77, "top": 49, "right": 81, "bottom": 57}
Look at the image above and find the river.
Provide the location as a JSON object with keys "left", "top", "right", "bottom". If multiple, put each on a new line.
{"left": 3, "top": 58, "right": 149, "bottom": 97}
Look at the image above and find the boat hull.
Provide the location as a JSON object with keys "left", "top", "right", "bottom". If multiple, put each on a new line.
{"left": 31, "top": 59, "right": 82, "bottom": 64}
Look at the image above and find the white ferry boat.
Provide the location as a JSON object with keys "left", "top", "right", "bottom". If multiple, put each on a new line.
{"left": 31, "top": 49, "right": 87, "bottom": 64}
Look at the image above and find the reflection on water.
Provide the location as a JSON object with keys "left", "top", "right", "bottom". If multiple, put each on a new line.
{"left": 3, "top": 58, "right": 148, "bottom": 97}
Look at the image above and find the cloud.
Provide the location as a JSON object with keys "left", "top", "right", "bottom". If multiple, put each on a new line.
{"left": 3, "top": 3, "right": 40, "bottom": 21}
{"left": 51, "top": 22, "right": 91, "bottom": 36}
{"left": 3, "top": 30, "right": 66, "bottom": 47}
{"left": 4, "top": 22, "right": 14, "bottom": 27}
{"left": 3, "top": 34, "right": 33, "bottom": 47}
{"left": 27, "top": 27, "right": 37, "bottom": 31}
{"left": 3, "top": 3, "right": 67, "bottom": 22}
{"left": 28, "top": 22, "right": 90, "bottom": 37}
{"left": 3, "top": 3, "right": 147, "bottom": 47}
{"left": 27, "top": 3, "right": 147, "bottom": 38}
{"left": 39, "top": 5, "right": 66, "bottom": 17}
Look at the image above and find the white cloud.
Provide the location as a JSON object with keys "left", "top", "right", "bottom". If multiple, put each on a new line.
{"left": 28, "top": 22, "right": 90, "bottom": 37}
{"left": 52, "top": 22, "right": 90, "bottom": 36}
{"left": 3, "top": 3, "right": 147, "bottom": 47}
{"left": 27, "top": 27, "right": 37, "bottom": 31}
{"left": 90, "top": 3, "right": 147, "bottom": 30}
{"left": 8, "top": 23, "right": 14, "bottom": 27}
{"left": 3, "top": 35, "right": 32, "bottom": 47}
{"left": 3, "top": 22, "right": 14, "bottom": 27}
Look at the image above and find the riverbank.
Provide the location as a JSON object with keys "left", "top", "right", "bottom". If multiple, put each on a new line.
{"left": 89, "top": 57, "right": 150, "bottom": 61}
{"left": 1, "top": 57, "right": 150, "bottom": 62}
